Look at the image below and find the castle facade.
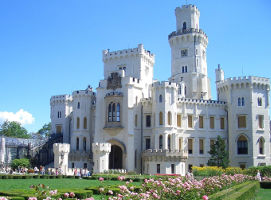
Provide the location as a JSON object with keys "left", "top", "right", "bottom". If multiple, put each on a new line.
{"left": 50, "top": 5, "right": 270, "bottom": 175}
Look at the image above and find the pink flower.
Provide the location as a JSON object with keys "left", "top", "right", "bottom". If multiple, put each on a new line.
{"left": 202, "top": 195, "right": 208, "bottom": 200}
{"left": 28, "top": 198, "right": 37, "bottom": 200}
{"left": 108, "top": 190, "right": 113, "bottom": 195}
{"left": 63, "top": 193, "right": 69, "bottom": 198}
{"left": 69, "top": 192, "right": 75, "bottom": 198}
{"left": 99, "top": 177, "right": 104, "bottom": 181}
{"left": 99, "top": 188, "right": 105, "bottom": 193}
{"left": 85, "top": 198, "right": 95, "bottom": 200}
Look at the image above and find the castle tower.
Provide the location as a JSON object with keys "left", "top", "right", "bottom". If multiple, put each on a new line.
{"left": 92, "top": 143, "right": 111, "bottom": 173}
{"left": 0, "top": 137, "right": 5, "bottom": 164}
{"left": 169, "top": 5, "right": 211, "bottom": 100}
{"left": 53, "top": 143, "right": 70, "bottom": 175}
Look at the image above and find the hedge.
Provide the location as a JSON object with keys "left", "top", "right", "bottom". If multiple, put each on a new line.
{"left": 209, "top": 181, "right": 259, "bottom": 200}
{"left": 244, "top": 166, "right": 271, "bottom": 177}
{"left": 260, "top": 181, "right": 271, "bottom": 189}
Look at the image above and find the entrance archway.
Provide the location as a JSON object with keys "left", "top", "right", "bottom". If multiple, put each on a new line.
{"left": 109, "top": 145, "right": 122, "bottom": 169}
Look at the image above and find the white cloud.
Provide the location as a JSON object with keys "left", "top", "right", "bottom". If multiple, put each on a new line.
{"left": 0, "top": 109, "right": 35, "bottom": 125}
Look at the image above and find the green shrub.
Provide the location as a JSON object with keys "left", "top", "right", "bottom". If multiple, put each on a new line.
{"left": 9, "top": 197, "right": 25, "bottom": 200}
{"left": 74, "top": 190, "right": 93, "bottom": 199}
{"left": 244, "top": 166, "right": 271, "bottom": 177}
{"left": 11, "top": 158, "right": 30, "bottom": 169}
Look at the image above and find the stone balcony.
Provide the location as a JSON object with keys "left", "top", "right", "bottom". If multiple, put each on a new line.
{"left": 142, "top": 149, "right": 188, "bottom": 162}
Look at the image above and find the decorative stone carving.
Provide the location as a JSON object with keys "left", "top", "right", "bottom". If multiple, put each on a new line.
{"left": 107, "top": 72, "right": 122, "bottom": 90}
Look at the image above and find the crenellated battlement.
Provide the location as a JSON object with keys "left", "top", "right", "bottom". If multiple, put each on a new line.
{"left": 168, "top": 28, "right": 208, "bottom": 42}
{"left": 177, "top": 97, "right": 227, "bottom": 106}
{"left": 178, "top": 4, "right": 199, "bottom": 12}
{"left": 217, "top": 76, "right": 270, "bottom": 90}
{"left": 92, "top": 143, "right": 111, "bottom": 153}
{"left": 72, "top": 90, "right": 94, "bottom": 98}
{"left": 50, "top": 95, "right": 72, "bottom": 104}
{"left": 102, "top": 44, "right": 155, "bottom": 64}
{"left": 152, "top": 81, "right": 179, "bottom": 88}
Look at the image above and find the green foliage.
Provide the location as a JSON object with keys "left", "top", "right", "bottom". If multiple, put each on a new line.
{"left": 227, "top": 181, "right": 259, "bottom": 200}
{"left": 208, "top": 135, "right": 229, "bottom": 168}
{"left": 244, "top": 166, "right": 271, "bottom": 177}
{"left": 37, "top": 122, "right": 51, "bottom": 137}
{"left": 11, "top": 158, "right": 30, "bottom": 169}
{"left": 0, "top": 121, "right": 30, "bottom": 138}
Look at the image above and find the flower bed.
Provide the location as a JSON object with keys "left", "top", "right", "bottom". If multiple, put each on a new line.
{"left": 108, "top": 174, "right": 256, "bottom": 200}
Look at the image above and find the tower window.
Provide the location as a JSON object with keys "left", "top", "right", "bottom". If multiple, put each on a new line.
{"left": 242, "top": 97, "right": 245, "bottom": 106}
{"left": 76, "top": 137, "right": 79, "bottom": 150}
{"left": 84, "top": 117, "right": 87, "bottom": 129}
{"left": 168, "top": 112, "right": 172, "bottom": 126}
{"left": 238, "top": 115, "right": 246, "bottom": 128}
{"left": 57, "top": 111, "right": 61, "bottom": 118}
{"left": 159, "top": 95, "right": 163, "bottom": 103}
{"left": 185, "top": 66, "right": 187, "bottom": 72}
{"left": 210, "top": 116, "right": 215, "bottom": 129}
{"left": 177, "top": 114, "right": 181, "bottom": 127}
{"left": 76, "top": 117, "right": 80, "bottom": 129}
{"left": 146, "top": 115, "right": 151, "bottom": 127}
{"left": 199, "top": 139, "right": 204, "bottom": 154}
{"left": 83, "top": 137, "right": 86, "bottom": 151}
{"left": 181, "top": 49, "right": 188, "bottom": 57}
{"left": 237, "top": 135, "right": 248, "bottom": 154}
{"left": 199, "top": 116, "right": 204, "bottom": 129}
{"left": 188, "top": 115, "right": 193, "bottom": 128}
{"left": 168, "top": 135, "right": 171, "bottom": 150}
{"left": 145, "top": 138, "right": 151, "bottom": 150}
{"left": 159, "top": 112, "right": 163, "bottom": 125}
{"left": 220, "top": 117, "right": 225, "bottom": 129}
{"left": 117, "top": 103, "right": 120, "bottom": 122}
{"left": 77, "top": 102, "right": 80, "bottom": 109}
{"left": 258, "top": 115, "right": 264, "bottom": 129}
{"left": 134, "top": 114, "right": 138, "bottom": 127}
{"left": 159, "top": 135, "right": 163, "bottom": 149}
{"left": 188, "top": 138, "right": 193, "bottom": 154}
{"left": 259, "top": 137, "right": 264, "bottom": 155}
{"left": 182, "top": 22, "right": 187, "bottom": 30}
{"left": 108, "top": 102, "right": 121, "bottom": 122}
{"left": 171, "top": 164, "right": 175, "bottom": 174}
{"left": 157, "top": 164, "right": 160, "bottom": 174}
{"left": 258, "top": 98, "right": 262, "bottom": 106}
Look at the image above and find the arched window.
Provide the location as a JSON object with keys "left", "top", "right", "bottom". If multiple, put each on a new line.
{"left": 108, "top": 104, "right": 112, "bottom": 122}
{"left": 238, "top": 98, "right": 241, "bottom": 106}
{"left": 259, "top": 137, "right": 264, "bottom": 155}
{"left": 241, "top": 97, "right": 245, "bottom": 106}
{"left": 83, "top": 137, "right": 86, "bottom": 151}
{"left": 76, "top": 137, "right": 79, "bottom": 150}
{"left": 112, "top": 103, "right": 116, "bottom": 121}
{"left": 168, "top": 135, "right": 171, "bottom": 150}
{"left": 76, "top": 117, "right": 80, "bottom": 129}
{"left": 77, "top": 102, "right": 80, "bottom": 109}
{"left": 159, "top": 135, "right": 163, "bottom": 149}
{"left": 84, "top": 117, "right": 87, "bottom": 129}
{"left": 135, "top": 114, "right": 138, "bottom": 127}
{"left": 183, "top": 22, "right": 187, "bottom": 30}
{"left": 168, "top": 111, "right": 172, "bottom": 125}
{"left": 159, "top": 112, "right": 163, "bottom": 125}
{"left": 117, "top": 103, "right": 120, "bottom": 122}
{"left": 237, "top": 135, "right": 248, "bottom": 154}
{"left": 159, "top": 95, "right": 162, "bottom": 103}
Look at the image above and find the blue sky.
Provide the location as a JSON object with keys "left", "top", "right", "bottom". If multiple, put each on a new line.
{"left": 0, "top": 0, "right": 270, "bottom": 133}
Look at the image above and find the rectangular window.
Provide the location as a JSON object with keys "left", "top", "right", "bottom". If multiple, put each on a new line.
{"left": 171, "top": 164, "right": 175, "bottom": 174}
{"left": 199, "top": 116, "right": 204, "bottom": 128}
{"left": 258, "top": 115, "right": 264, "bottom": 129}
{"left": 220, "top": 117, "right": 225, "bottom": 129}
{"left": 200, "top": 164, "right": 204, "bottom": 167}
{"left": 177, "top": 114, "right": 182, "bottom": 127}
{"left": 157, "top": 164, "right": 160, "bottom": 174}
{"left": 146, "top": 115, "right": 151, "bottom": 127}
{"left": 188, "top": 138, "right": 193, "bottom": 154}
{"left": 56, "top": 125, "right": 62, "bottom": 134}
{"left": 84, "top": 163, "right": 87, "bottom": 169}
{"left": 181, "top": 49, "right": 188, "bottom": 57}
{"left": 199, "top": 139, "right": 204, "bottom": 154}
{"left": 210, "top": 116, "right": 214, "bottom": 129}
{"left": 72, "top": 163, "right": 74, "bottom": 168}
{"left": 238, "top": 115, "right": 246, "bottom": 128}
{"left": 145, "top": 138, "right": 151, "bottom": 150}
{"left": 188, "top": 115, "right": 193, "bottom": 128}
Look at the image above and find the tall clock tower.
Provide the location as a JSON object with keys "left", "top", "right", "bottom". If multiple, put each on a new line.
{"left": 169, "top": 5, "right": 211, "bottom": 99}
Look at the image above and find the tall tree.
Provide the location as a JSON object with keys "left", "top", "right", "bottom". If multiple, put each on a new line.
{"left": 207, "top": 135, "right": 229, "bottom": 168}
{"left": 0, "top": 121, "right": 30, "bottom": 138}
{"left": 37, "top": 122, "right": 51, "bottom": 137}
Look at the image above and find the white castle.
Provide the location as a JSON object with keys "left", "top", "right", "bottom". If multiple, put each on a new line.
{"left": 50, "top": 5, "right": 270, "bottom": 175}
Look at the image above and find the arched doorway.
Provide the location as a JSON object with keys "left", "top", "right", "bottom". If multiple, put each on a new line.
{"left": 109, "top": 145, "right": 122, "bottom": 169}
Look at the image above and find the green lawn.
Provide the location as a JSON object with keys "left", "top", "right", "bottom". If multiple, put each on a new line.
{"left": 256, "top": 188, "right": 271, "bottom": 200}
{"left": 0, "top": 179, "right": 136, "bottom": 191}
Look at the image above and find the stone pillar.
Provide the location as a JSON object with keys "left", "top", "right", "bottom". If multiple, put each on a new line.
{"left": 0, "top": 137, "right": 5, "bottom": 164}
{"left": 92, "top": 143, "right": 111, "bottom": 173}
{"left": 53, "top": 143, "right": 70, "bottom": 175}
